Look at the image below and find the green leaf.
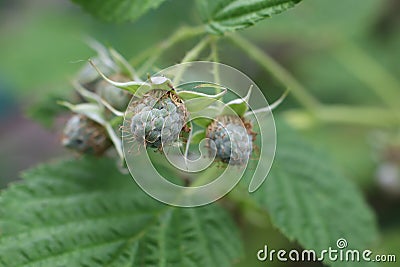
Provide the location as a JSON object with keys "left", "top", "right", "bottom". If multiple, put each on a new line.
{"left": 0, "top": 157, "right": 243, "bottom": 267}
{"left": 197, "top": 0, "right": 303, "bottom": 34}
{"left": 192, "top": 118, "right": 213, "bottom": 128}
{"left": 250, "top": 120, "right": 378, "bottom": 267}
{"left": 178, "top": 85, "right": 227, "bottom": 100}
{"left": 244, "top": 89, "right": 288, "bottom": 118}
{"left": 104, "top": 123, "right": 125, "bottom": 163}
{"left": 190, "top": 106, "right": 220, "bottom": 127}
{"left": 222, "top": 85, "right": 252, "bottom": 116}
{"left": 89, "top": 60, "right": 150, "bottom": 95}
{"left": 178, "top": 89, "right": 226, "bottom": 113}
{"left": 72, "top": 80, "right": 102, "bottom": 103}
{"left": 59, "top": 102, "right": 106, "bottom": 125}
{"left": 190, "top": 130, "right": 206, "bottom": 144}
{"left": 71, "top": 0, "right": 167, "bottom": 23}
{"left": 72, "top": 81, "right": 126, "bottom": 117}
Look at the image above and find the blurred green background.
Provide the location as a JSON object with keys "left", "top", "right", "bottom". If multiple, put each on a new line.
{"left": 0, "top": 0, "right": 399, "bottom": 266}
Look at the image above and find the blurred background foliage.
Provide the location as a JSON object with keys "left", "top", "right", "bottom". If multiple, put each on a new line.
{"left": 0, "top": 0, "right": 399, "bottom": 266}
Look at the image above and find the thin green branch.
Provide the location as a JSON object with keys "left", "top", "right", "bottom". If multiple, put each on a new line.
{"left": 284, "top": 105, "right": 400, "bottom": 128}
{"left": 332, "top": 39, "right": 400, "bottom": 117}
{"left": 210, "top": 37, "right": 221, "bottom": 85}
{"left": 133, "top": 26, "right": 206, "bottom": 76}
{"left": 180, "top": 36, "right": 211, "bottom": 63}
{"left": 228, "top": 34, "right": 321, "bottom": 112}
{"left": 210, "top": 38, "right": 223, "bottom": 108}
{"left": 173, "top": 36, "right": 211, "bottom": 84}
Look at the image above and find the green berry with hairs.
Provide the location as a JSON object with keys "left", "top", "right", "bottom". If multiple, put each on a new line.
{"left": 129, "top": 89, "right": 188, "bottom": 149}
{"left": 206, "top": 115, "right": 254, "bottom": 165}
{"left": 62, "top": 115, "right": 111, "bottom": 155}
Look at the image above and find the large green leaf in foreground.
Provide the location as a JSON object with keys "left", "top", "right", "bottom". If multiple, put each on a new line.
{"left": 0, "top": 158, "right": 242, "bottom": 267}
{"left": 197, "top": 0, "right": 303, "bottom": 34}
{"left": 250, "top": 120, "right": 378, "bottom": 266}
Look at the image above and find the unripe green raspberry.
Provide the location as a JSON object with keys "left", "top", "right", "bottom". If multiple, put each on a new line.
{"left": 129, "top": 89, "right": 188, "bottom": 149}
{"left": 62, "top": 115, "right": 111, "bottom": 155}
{"left": 206, "top": 115, "right": 254, "bottom": 165}
{"left": 96, "top": 74, "right": 131, "bottom": 110}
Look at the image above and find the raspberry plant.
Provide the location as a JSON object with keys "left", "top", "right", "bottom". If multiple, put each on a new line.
{"left": 1, "top": 1, "right": 391, "bottom": 267}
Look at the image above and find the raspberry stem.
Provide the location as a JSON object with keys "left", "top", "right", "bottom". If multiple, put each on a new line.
{"left": 134, "top": 26, "right": 206, "bottom": 76}
{"left": 332, "top": 38, "right": 400, "bottom": 119}
{"left": 228, "top": 33, "right": 320, "bottom": 112}
{"left": 173, "top": 36, "right": 212, "bottom": 84}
